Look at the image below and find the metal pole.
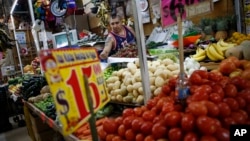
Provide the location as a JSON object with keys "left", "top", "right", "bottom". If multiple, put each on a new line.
{"left": 132, "top": 1, "right": 151, "bottom": 104}
{"left": 28, "top": 0, "right": 41, "bottom": 52}
{"left": 10, "top": 15, "right": 24, "bottom": 74}
{"left": 234, "top": 0, "right": 243, "bottom": 33}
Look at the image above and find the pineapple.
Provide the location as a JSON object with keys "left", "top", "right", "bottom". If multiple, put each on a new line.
{"left": 215, "top": 18, "right": 228, "bottom": 41}
{"left": 199, "top": 18, "right": 215, "bottom": 40}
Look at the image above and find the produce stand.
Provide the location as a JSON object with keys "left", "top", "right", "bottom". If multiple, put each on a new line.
{"left": 23, "top": 101, "right": 79, "bottom": 141}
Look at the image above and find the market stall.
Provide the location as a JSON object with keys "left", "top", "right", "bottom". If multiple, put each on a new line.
{"left": 4, "top": 0, "right": 250, "bottom": 141}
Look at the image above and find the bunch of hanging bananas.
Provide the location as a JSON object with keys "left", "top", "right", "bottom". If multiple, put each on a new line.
{"left": 191, "top": 39, "right": 236, "bottom": 62}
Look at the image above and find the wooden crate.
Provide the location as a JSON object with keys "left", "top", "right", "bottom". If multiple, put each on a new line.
{"left": 200, "top": 61, "right": 220, "bottom": 71}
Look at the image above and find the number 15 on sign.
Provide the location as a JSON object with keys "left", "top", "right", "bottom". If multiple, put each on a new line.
{"left": 40, "top": 48, "right": 109, "bottom": 135}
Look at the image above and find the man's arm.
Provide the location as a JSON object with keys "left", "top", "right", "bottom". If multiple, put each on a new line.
{"left": 126, "top": 26, "right": 136, "bottom": 37}
{"left": 99, "top": 35, "right": 114, "bottom": 59}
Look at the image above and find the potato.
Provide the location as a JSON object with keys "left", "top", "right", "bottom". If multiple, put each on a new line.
{"left": 124, "top": 77, "right": 132, "bottom": 86}
{"left": 148, "top": 66, "right": 156, "bottom": 73}
{"left": 172, "top": 70, "right": 180, "bottom": 76}
{"left": 147, "top": 61, "right": 152, "bottom": 66}
{"left": 107, "top": 83, "right": 114, "bottom": 91}
{"left": 135, "top": 59, "right": 140, "bottom": 67}
{"left": 134, "top": 74, "right": 142, "bottom": 82}
{"left": 127, "top": 85, "right": 133, "bottom": 92}
{"left": 155, "top": 76, "right": 165, "bottom": 87}
{"left": 112, "top": 71, "right": 118, "bottom": 76}
{"left": 149, "top": 77, "right": 156, "bottom": 85}
{"left": 150, "top": 85, "right": 156, "bottom": 93}
{"left": 122, "top": 71, "right": 132, "bottom": 78}
{"left": 167, "top": 64, "right": 179, "bottom": 71}
{"left": 123, "top": 95, "right": 133, "bottom": 103}
{"left": 162, "top": 58, "right": 174, "bottom": 66}
{"left": 111, "top": 95, "right": 116, "bottom": 101}
{"left": 154, "top": 69, "right": 167, "bottom": 79}
{"left": 117, "top": 69, "right": 125, "bottom": 77}
{"left": 154, "top": 87, "right": 162, "bottom": 96}
{"left": 127, "top": 62, "right": 137, "bottom": 74}
{"left": 113, "top": 81, "right": 121, "bottom": 89}
{"left": 133, "top": 82, "right": 142, "bottom": 90}
{"left": 116, "top": 95, "right": 123, "bottom": 102}
{"left": 113, "top": 89, "right": 122, "bottom": 96}
{"left": 136, "top": 95, "right": 144, "bottom": 104}
{"left": 106, "top": 76, "right": 119, "bottom": 83}
{"left": 152, "top": 60, "right": 161, "bottom": 66}
{"left": 132, "top": 90, "right": 139, "bottom": 98}
{"left": 138, "top": 87, "right": 143, "bottom": 95}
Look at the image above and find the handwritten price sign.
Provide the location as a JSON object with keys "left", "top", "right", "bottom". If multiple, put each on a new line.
{"left": 40, "top": 48, "right": 109, "bottom": 135}
{"left": 161, "top": 0, "right": 206, "bottom": 27}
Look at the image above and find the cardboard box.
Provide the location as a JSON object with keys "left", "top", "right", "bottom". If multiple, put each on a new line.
{"left": 29, "top": 113, "right": 50, "bottom": 133}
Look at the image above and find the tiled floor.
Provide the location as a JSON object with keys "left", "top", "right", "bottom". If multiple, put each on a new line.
{"left": 0, "top": 116, "right": 32, "bottom": 141}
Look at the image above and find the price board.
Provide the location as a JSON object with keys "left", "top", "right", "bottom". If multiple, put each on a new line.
{"left": 161, "top": 0, "right": 213, "bottom": 27}
{"left": 39, "top": 48, "right": 109, "bottom": 135}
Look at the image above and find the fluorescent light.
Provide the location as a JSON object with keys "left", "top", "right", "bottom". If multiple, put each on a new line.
{"left": 10, "top": 0, "right": 18, "bottom": 15}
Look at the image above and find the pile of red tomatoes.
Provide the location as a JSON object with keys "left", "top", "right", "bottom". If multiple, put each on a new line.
{"left": 97, "top": 57, "right": 250, "bottom": 141}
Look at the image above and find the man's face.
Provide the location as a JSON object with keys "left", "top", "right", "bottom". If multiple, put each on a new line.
{"left": 110, "top": 17, "right": 122, "bottom": 33}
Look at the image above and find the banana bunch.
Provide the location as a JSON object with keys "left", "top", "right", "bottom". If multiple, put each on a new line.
{"left": 191, "top": 47, "right": 206, "bottom": 61}
{"left": 8, "top": 84, "right": 22, "bottom": 95}
{"left": 191, "top": 39, "right": 236, "bottom": 62}
{"left": 206, "top": 39, "right": 236, "bottom": 61}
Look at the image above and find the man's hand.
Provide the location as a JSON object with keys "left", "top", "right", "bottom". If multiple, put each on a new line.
{"left": 99, "top": 36, "right": 113, "bottom": 59}
{"left": 99, "top": 51, "right": 109, "bottom": 59}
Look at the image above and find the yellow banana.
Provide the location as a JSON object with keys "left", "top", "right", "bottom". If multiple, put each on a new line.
{"left": 205, "top": 45, "right": 219, "bottom": 61}
{"left": 218, "top": 39, "right": 230, "bottom": 47}
{"left": 208, "top": 44, "right": 225, "bottom": 60}
{"left": 192, "top": 55, "right": 206, "bottom": 62}
{"left": 212, "top": 43, "right": 224, "bottom": 56}
{"left": 193, "top": 48, "right": 206, "bottom": 58}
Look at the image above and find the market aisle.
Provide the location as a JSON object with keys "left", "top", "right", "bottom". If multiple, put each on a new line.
{"left": 0, "top": 117, "right": 31, "bottom": 141}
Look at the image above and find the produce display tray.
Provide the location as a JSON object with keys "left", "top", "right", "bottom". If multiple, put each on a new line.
{"left": 200, "top": 61, "right": 220, "bottom": 70}
{"left": 109, "top": 100, "right": 142, "bottom": 107}
{"left": 24, "top": 101, "right": 79, "bottom": 141}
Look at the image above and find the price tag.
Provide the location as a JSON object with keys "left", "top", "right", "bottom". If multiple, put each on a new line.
{"left": 40, "top": 48, "right": 109, "bottom": 135}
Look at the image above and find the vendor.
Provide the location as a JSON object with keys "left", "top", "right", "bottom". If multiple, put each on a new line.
{"left": 99, "top": 15, "right": 136, "bottom": 59}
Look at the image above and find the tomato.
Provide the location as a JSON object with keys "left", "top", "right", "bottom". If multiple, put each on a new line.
{"left": 231, "top": 111, "right": 247, "bottom": 124}
{"left": 103, "top": 118, "right": 118, "bottom": 134}
{"left": 174, "top": 104, "right": 183, "bottom": 112}
{"left": 112, "top": 136, "right": 122, "bottom": 141}
{"left": 240, "top": 60, "right": 250, "bottom": 69}
{"left": 183, "top": 132, "right": 198, "bottom": 141}
{"left": 153, "top": 115, "right": 165, "bottom": 125}
{"left": 140, "top": 121, "right": 153, "bottom": 135}
{"left": 189, "top": 71, "right": 209, "bottom": 85}
{"left": 227, "top": 56, "right": 240, "bottom": 67}
{"left": 144, "top": 135, "right": 155, "bottom": 141}
{"left": 122, "top": 108, "right": 135, "bottom": 118}
{"left": 196, "top": 116, "right": 218, "bottom": 135}
{"left": 115, "top": 117, "right": 123, "bottom": 125}
{"left": 106, "top": 134, "right": 115, "bottom": 141}
{"left": 208, "top": 71, "right": 223, "bottom": 82}
{"left": 230, "top": 76, "right": 249, "bottom": 90}
{"left": 161, "top": 84, "right": 171, "bottom": 95}
{"left": 189, "top": 85, "right": 199, "bottom": 95}
{"left": 146, "top": 98, "right": 158, "bottom": 110}
{"left": 187, "top": 102, "right": 207, "bottom": 116}
{"left": 168, "top": 128, "right": 183, "bottom": 141}
{"left": 238, "top": 110, "right": 248, "bottom": 120}
{"left": 97, "top": 125, "right": 107, "bottom": 140}
{"left": 152, "top": 123, "right": 167, "bottom": 139}
{"left": 241, "top": 69, "right": 250, "bottom": 80}
{"left": 223, "top": 98, "right": 239, "bottom": 111}
{"left": 218, "top": 102, "right": 231, "bottom": 118}
{"left": 135, "top": 133, "right": 145, "bottom": 141}
{"left": 164, "top": 111, "right": 182, "bottom": 127}
{"left": 219, "top": 59, "right": 237, "bottom": 75}
{"left": 191, "top": 91, "right": 209, "bottom": 101}
{"left": 200, "top": 136, "right": 217, "bottom": 141}
{"left": 161, "top": 102, "right": 174, "bottom": 115}
{"left": 134, "top": 107, "right": 143, "bottom": 117}
{"left": 223, "top": 117, "right": 236, "bottom": 128}
{"left": 239, "top": 89, "right": 250, "bottom": 103}
{"left": 118, "top": 124, "right": 126, "bottom": 137}
{"left": 142, "top": 110, "right": 156, "bottom": 121}
{"left": 168, "top": 77, "right": 178, "bottom": 90}
{"left": 131, "top": 117, "right": 143, "bottom": 132}
{"left": 181, "top": 113, "right": 195, "bottom": 132}
{"left": 224, "top": 84, "right": 238, "bottom": 97}
{"left": 204, "top": 101, "right": 219, "bottom": 117}
{"left": 209, "top": 93, "right": 222, "bottom": 103}
{"left": 235, "top": 97, "right": 246, "bottom": 108}
{"left": 212, "top": 85, "right": 224, "bottom": 98}
{"left": 214, "top": 127, "right": 230, "bottom": 141}
{"left": 125, "top": 129, "right": 135, "bottom": 141}
{"left": 123, "top": 116, "right": 134, "bottom": 129}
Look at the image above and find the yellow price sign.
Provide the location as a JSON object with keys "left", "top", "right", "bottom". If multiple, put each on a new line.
{"left": 39, "top": 48, "right": 109, "bottom": 135}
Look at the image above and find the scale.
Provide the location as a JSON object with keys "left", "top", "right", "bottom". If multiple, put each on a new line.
{"left": 50, "top": 0, "right": 68, "bottom": 17}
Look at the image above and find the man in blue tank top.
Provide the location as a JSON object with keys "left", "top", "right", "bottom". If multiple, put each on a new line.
{"left": 99, "top": 15, "right": 136, "bottom": 59}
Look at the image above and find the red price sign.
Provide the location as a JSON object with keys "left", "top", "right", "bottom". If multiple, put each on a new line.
{"left": 161, "top": 0, "right": 204, "bottom": 27}
{"left": 40, "top": 48, "right": 109, "bottom": 135}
